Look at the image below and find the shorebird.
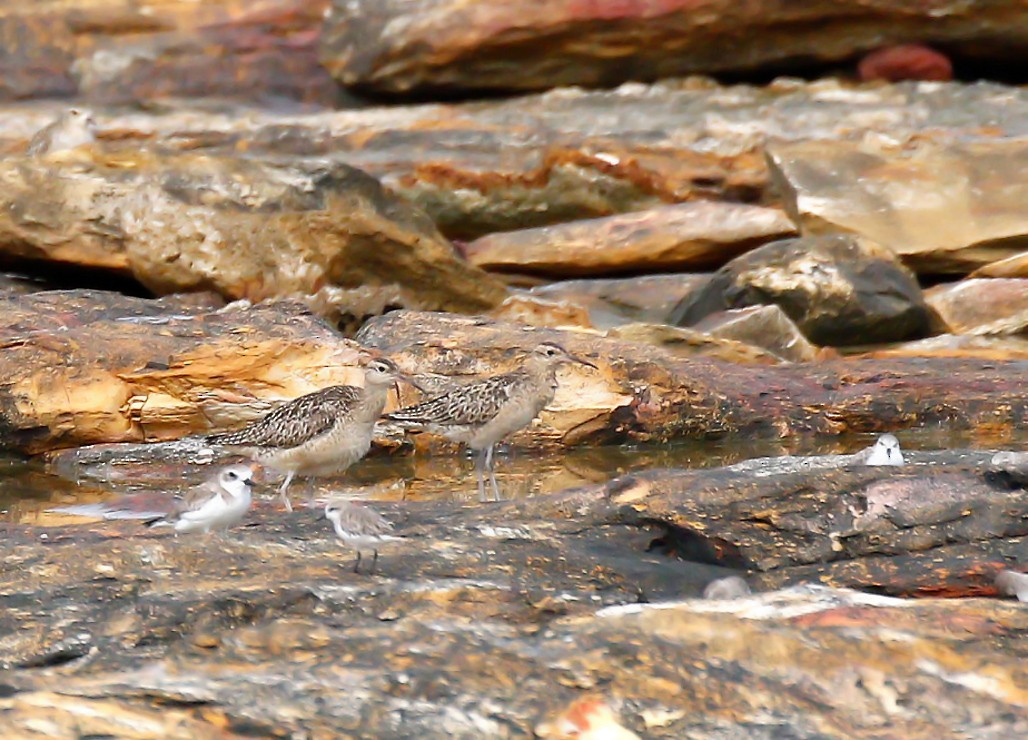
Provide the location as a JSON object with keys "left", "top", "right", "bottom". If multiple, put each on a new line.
{"left": 207, "top": 357, "right": 418, "bottom": 512}
{"left": 864, "top": 433, "right": 905, "bottom": 466}
{"left": 385, "top": 341, "right": 597, "bottom": 501}
{"left": 27, "top": 108, "right": 97, "bottom": 155}
{"left": 146, "top": 464, "right": 254, "bottom": 535}
{"left": 702, "top": 575, "right": 752, "bottom": 600}
{"left": 324, "top": 499, "right": 402, "bottom": 574}
{"left": 995, "top": 570, "right": 1028, "bottom": 602}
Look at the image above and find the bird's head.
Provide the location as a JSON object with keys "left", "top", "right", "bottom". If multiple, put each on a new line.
{"left": 529, "top": 341, "right": 598, "bottom": 369}
{"left": 219, "top": 464, "right": 254, "bottom": 496}
{"left": 361, "top": 355, "right": 425, "bottom": 392}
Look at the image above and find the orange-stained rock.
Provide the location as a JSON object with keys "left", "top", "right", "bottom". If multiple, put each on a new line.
{"left": 320, "top": 0, "right": 1026, "bottom": 94}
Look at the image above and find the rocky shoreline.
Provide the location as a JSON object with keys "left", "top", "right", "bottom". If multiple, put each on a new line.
{"left": 1, "top": 1, "right": 1027, "bottom": 738}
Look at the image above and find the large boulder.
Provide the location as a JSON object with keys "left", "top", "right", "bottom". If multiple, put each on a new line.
{"left": 0, "top": 148, "right": 506, "bottom": 317}
{"left": 319, "top": 0, "right": 1028, "bottom": 94}
{"left": 668, "top": 234, "right": 931, "bottom": 346}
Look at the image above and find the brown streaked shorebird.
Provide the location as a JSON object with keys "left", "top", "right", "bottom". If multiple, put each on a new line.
{"left": 146, "top": 464, "right": 254, "bottom": 535}
{"left": 324, "top": 499, "right": 402, "bottom": 574}
{"left": 385, "top": 341, "right": 597, "bottom": 501}
{"left": 207, "top": 357, "right": 418, "bottom": 512}
{"left": 27, "top": 108, "right": 97, "bottom": 155}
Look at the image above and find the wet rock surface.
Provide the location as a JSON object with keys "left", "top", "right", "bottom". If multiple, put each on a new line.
{"left": 2, "top": 446, "right": 1027, "bottom": 738}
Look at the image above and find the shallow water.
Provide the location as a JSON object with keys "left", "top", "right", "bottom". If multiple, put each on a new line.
{"left": 2, "top": 427, "right": 1025, "bottom": 526}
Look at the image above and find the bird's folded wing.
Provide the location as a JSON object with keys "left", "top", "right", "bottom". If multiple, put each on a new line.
{"left": 208, "top": 385, "right": 359, "bottom": 448}
{"left": 387, "top": 374, "right": 517, "bottom": 426}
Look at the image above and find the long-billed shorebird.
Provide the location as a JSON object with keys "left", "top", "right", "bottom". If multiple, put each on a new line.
{"left": 324, "top": 499, "right": 402, "bottom": 574}
{"left": 385, "top": 341, "right": 597, "bottom": 501}
{"left": 27, "top": 108, "right": 97, "bottom": 155}
{"left": 146, "top": 464, "right": 254, "bottom": 535}
{"left": 207, "top": 357, "right": 418, "bottom": 512}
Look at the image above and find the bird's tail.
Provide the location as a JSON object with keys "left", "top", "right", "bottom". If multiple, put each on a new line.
{"left": 206, "top": 429, "right": 249, "bottom": 445}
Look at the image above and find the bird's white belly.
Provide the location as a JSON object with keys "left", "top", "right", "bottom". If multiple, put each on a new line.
{"left": 336, "top": 532, "right": 389, "bottom": 550}
{"left": 175, "top": 491, "right": 251, "bottom": 534}
{"left": 263, "top": 422, "right": 373, "bottom": 476}
{"left": 469, "top": 394, "right": 549, "bottom": 450}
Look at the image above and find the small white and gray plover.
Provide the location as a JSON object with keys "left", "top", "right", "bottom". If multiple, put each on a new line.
{"left": 147, "top": 464, "right": 254, "bottom": 535}
{"left": 385, "top": 341, "right": 597, "bottom": 501}
{"left": 27, "top": 108, "right": 97, "bottom": 155}
{"left": 864, "top": 433, "right": 905, "bottom": 466}
{"left": 207, "top": 357, "right": 418, "bottom": 512}
{"left": 324, "top": 499, "right": 402, "bottom": 574}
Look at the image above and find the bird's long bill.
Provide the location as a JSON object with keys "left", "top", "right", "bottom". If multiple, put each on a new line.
{"left": 569, "top": 352, "right": 598, "bottom": 369}
{"left": 397, "top": 372, "right": 428, "bottom": 393}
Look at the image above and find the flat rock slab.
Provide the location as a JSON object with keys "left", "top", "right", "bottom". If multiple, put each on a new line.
{"left": 1, "top": 448, "right": 1026, "bottom": 737}
{"left": 769, "top": 138, "right": 1028, "bottom": 274}
{"left": 4, "top": 80, "right": 1019, "bottom": 242}
{"left": 464, "top": 202, "right": 796, "bottom": 278}
{"left": 925, "top": 278, "right": 1028, "bottom": 335}
{"left": 0, "top": 149, "right": 505, "bottom": 317}
{"left": 319, "top": 0, "right": 1028, "bottom": 94}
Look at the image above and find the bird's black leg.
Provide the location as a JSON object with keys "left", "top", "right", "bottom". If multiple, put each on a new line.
{"left": 371, "top": 549, "right": 379, "bottom": 574}
{"left": 353, "top": 550, "right": 362, "bottom": 573}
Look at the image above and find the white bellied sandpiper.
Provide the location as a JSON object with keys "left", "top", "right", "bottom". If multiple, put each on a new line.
{"left": 865, "top": 433, "right": 904, "bottom": 466}
{"left": 385, "top": 341, "right": 596, "bottom": 501}
{"left": 28, "top": 108, "right": 97, "bottom": 155}
{"left": 324, "top": 498, "right": 402, "bottom": 574}
{"left": 146, "top": 464, "right": 254, "bottom": 535}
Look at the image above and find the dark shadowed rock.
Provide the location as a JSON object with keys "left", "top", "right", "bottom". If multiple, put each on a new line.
{"left": 692, "top": 305, "right": 820, "bottom": 363}
{"left": 669, "top": 234, "right": 930, "bottom": 345}
{"left": 526, "top": 275, "right": 710, "bottom": 330}
{"left": 858, "top": 44, "right": 954, "bottom": 82}
{"left": 768, "top": 138, "right": 1028, "bottom": 275}
{"left": 319, "top": 0, "right": 1028, "bottom": 94}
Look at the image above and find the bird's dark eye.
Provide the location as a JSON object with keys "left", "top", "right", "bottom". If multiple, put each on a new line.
{"left": 227, "top": 471, "right": 237, "bottom": 479}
